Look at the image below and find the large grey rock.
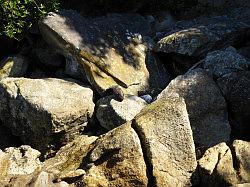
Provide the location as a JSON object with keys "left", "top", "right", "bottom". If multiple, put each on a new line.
{"left": 232, "top": 140, "right": 250, "bottom": 182}
{"left": 80, "top": 123, "right": 148, "bottom": 187}
{"left": 155, "top": 19, "right": 249, "bottom": 58}
{"left": 0, "top": 78, "right": 95, "bottom": 152}
{"left": 202, "top": 47, "right": 250, "bottom": 79}
{"left": 96, "top": 95, "right": 147, "bottom": 130}
{"left": 158, "top": 68, "right": 231, "bottom": 148}
{"left": 0, "top": 55, "right": 29, "bottom": 79}
{"left": 217, "top": 71, "right": 250, "bottom": 139}
{"left": 39, "top": 11, "right": 169, "bottom": 96}
{"left": 133, "top": 96, "right": 197, "bottom": 187}
{"left": 198, "top": 143, "right": 240, "bottom": 186}
{"left": 155, "top": 12, "right": 250, "bottom": 57}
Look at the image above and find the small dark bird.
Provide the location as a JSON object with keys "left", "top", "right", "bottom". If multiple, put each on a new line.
{"left": 103, "top": 85, "right": 124, "bottom": 102}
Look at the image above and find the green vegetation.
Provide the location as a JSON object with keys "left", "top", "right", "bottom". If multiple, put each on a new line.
{"left": 0, "top": 0, "right": 60, "bottom": 40}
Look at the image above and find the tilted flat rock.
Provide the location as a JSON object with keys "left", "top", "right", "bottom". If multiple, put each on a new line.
{"left": 96, "top": 95, "right": 147, "bottom": 130}
{"left": 0, "top": 78, "right": 94, "bottom": 152}
{"left": 80, "top": 123, "right": 148, "bottom": 187}
{"left": 133, "top": 96, "right": 197, "bottom": 187}
{"left": 158, "top": 68, "right": 231, "bottom": 148}
{"left": 39, "top": 11, "right": 169, "bottom": 96}
{"left": 198, "top": 143, "right": 241, "bottom": 186}
{"left": 0, "top": 55, "right": 29, "bottom": 80}
{"left": 155, "top": 14, "right": 250, "bottom": 57}
{"left": 232, "top": 140, "right": 250, "bottom": 182}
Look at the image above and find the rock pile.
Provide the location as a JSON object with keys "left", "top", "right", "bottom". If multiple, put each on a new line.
{"left": 0, "top": 1, "right": 249, "bottom": 186}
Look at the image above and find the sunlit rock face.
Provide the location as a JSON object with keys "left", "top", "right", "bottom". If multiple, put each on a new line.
{"left": 39, "top": 11, "right": 169, "bottom": 97}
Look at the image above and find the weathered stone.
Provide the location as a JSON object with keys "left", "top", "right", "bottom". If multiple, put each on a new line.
{"left": 81, "top": 122, "right": 148, "bottom": 187}
{"left": 0, "top": 55, "right": 29, "bottom": 79}
{"left": 28, "top": 171, "right": 70, "bottom": 187}
{"left": 158, "top": 68, "right": 230, "bottom": 148}
{"left": 232, "top": 140, "right": 250, "bottom": 182}
{"left": 217, "top": 71, "right": 250, "bottom": 139}
{"left": 198, "top": 143, "right": 240, "bottom": 186}
{"left": 44, "top": 135, "right": 97, "bottom": 181}
{"left": 96, "top": 95, "right": 147, "bottom": 130}
{"left": 155, "top": 10, "right": 250, "bottom": 56}
{"left": 202, "top": 47, "right": 250, "bottom": 79}
{"left": 0, "top": 78, "right": 94, "bottom": 152}
{"left": 0, "top": 171, "right": 71, "bottom": 187}
{"left": 0, "top": 145, "right": 42, "bottom": 182}
{"left": 133, "top": 96, "right": 197, "bottom": 187}
{"left": 39, "top": 11, "right": 169, "bottom": 96}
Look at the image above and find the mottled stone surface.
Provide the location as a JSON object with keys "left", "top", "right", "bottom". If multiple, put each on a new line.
{"left": 0, "top": 78, "right": 94, "bottom": 152}
{"left": 198, "top": 143, "right": 241, "bottom": 186}
{"left": 134, "top": 96, "right": 197, "bottom": 187}
{"left": 155, "top": 19, "right": 249, "bottom": 57}
{"left": 217, "top": 71, "right": 250, "bottom": 139}
{"left": 232, "top": 140, "right": 250, "bottom": 182}
{"left": 158, "top": 68, "right": 230, "bottom": 148}
{"left": 81, "top": 123, "right": 148, "bottom": 187}
{"left": 202, "top": 47, "right": 250, "bottom": 79}
{"left": 39, "top": 11, "right": 169, "bottom": 96}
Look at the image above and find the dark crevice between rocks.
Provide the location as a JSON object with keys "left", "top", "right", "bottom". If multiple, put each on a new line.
{"left": 131, "top": 120, "right": 157, "bottom": 187}
{"left": 228, "top": 143, "right": 243, "bottom": 182}
{"left": 0, "top": 121, "right": 23, "bottom": 150}
{"left": 155, "top": 52, "right": 200, "bottom": 79}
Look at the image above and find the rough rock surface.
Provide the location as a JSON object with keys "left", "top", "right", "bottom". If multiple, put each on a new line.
{"left": 39, "top": 11, "right": 169, "bottom": 96}
{"left": 133, "top": 96, "right": 197, "bottom": 187}
{"left": 201, "top": 47, "right": 250, "bottom": 79}
{"left": 44, "top": 135, "right": 97, "bottom": 181}
{"left": 217, "top": 71, "right": 250, "bottom": 139}
{"left": 80, "top": 122, "right": 148, "bottom": 187}
{"left": 0, "top": 78, "right": 95, "bottom": 152}
{"left": 96, "top": 95, "right": 147, "bottom": 130}
{"left": 198, "top": 142, "right": 240, "bottom": 186}
{"left": 0, "top": 146, "right": 42, "bottom": 182}
{"left": 158, "top": 68, "right": 230, "bottom": 148}
{"left": 155, "top": 17, "right": 250, "bottom": 58}
{"left": 0, "top": 55, "right": 29, "bottom": 79}
{"left": 232, "top": 140, "right": 250, "bottom": 182}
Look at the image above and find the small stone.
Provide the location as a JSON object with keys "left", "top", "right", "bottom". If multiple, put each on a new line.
{"left": 96, "top": 95, "right": 147, "bottom": 130}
